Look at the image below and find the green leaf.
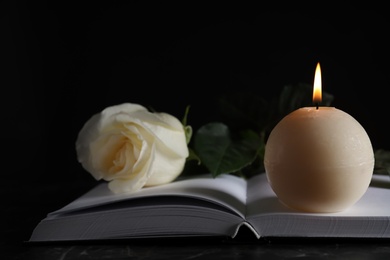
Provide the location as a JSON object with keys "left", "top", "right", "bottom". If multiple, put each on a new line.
{"left": 217, "top": 92, "right": 271, "bottom": 132}
{"left": 265, "top": 83, "right": 335, "bottom": 138}
{"left": 278, "top": 83, "right": 334, "bottom": 116}
{"left": 184, "top": 125, "right": 192, "bottom": 145}
{"left": 193, "top": 122, "right": 262, "bottom": 177}
{"left": 181, "top": 105, "right": 190, "bottom": 126}
{"left": 181, "top": 105, "right": 193, "bottom": 145}
{"left": 374, "top": 149, "right": 390, "bottom": 175}
{"left": 186, "top": 147, "right": 201, "bottom": 164}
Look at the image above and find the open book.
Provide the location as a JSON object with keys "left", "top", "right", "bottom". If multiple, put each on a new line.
{"left": 29, "top": 173, "right": 390, "bottom": 242}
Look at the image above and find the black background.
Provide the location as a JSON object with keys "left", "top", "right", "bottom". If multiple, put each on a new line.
{"left": 3, "top": 2, "right": 390, "bottom": 186}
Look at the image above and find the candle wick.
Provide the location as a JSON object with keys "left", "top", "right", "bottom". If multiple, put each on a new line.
{"left": 316, "top": 103, "right": 319, "bottom": 110}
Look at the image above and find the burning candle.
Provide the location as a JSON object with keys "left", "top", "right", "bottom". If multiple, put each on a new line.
{"left": 264, "top": 62, "right": 375, "bottom": 213}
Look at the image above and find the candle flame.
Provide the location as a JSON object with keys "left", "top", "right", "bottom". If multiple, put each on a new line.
{"left": 313, "top": 62, "right": 322, "bottom": 106}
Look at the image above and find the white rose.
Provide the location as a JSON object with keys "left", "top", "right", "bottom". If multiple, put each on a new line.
{"left": 75, "top": 103, "right": 189, "bottom": 193}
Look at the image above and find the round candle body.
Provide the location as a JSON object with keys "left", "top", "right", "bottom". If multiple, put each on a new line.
{"left": 264, "top": 107, "right": 374, "bottom": 213}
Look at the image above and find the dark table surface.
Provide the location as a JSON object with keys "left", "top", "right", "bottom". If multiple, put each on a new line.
{"left": 10, "top": 238, "right": 390, "bottom": 260}
{"left": 4, "top": 175, "right": 390, "bottom": 260}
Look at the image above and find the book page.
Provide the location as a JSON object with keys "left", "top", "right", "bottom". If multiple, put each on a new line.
{"left": 50, "top": 173, "right": 248, "bottom": 219}
{"left": 246, "top": 173, "right": 390, "bottom": 238}
{"left": 246, "top": 173, "right": 390, "bottom": 217}
{"left": 246, "top": 173, "right": 296, "bottom": 216}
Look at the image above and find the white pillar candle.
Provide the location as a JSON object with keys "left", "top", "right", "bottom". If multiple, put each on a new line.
{"left": 264, "top": 63, "right": 375, "bottom": 213}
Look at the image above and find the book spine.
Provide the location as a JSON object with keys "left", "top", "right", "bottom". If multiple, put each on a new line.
{"left": 232, "top": 221, "right": 260, "bottom": 239}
